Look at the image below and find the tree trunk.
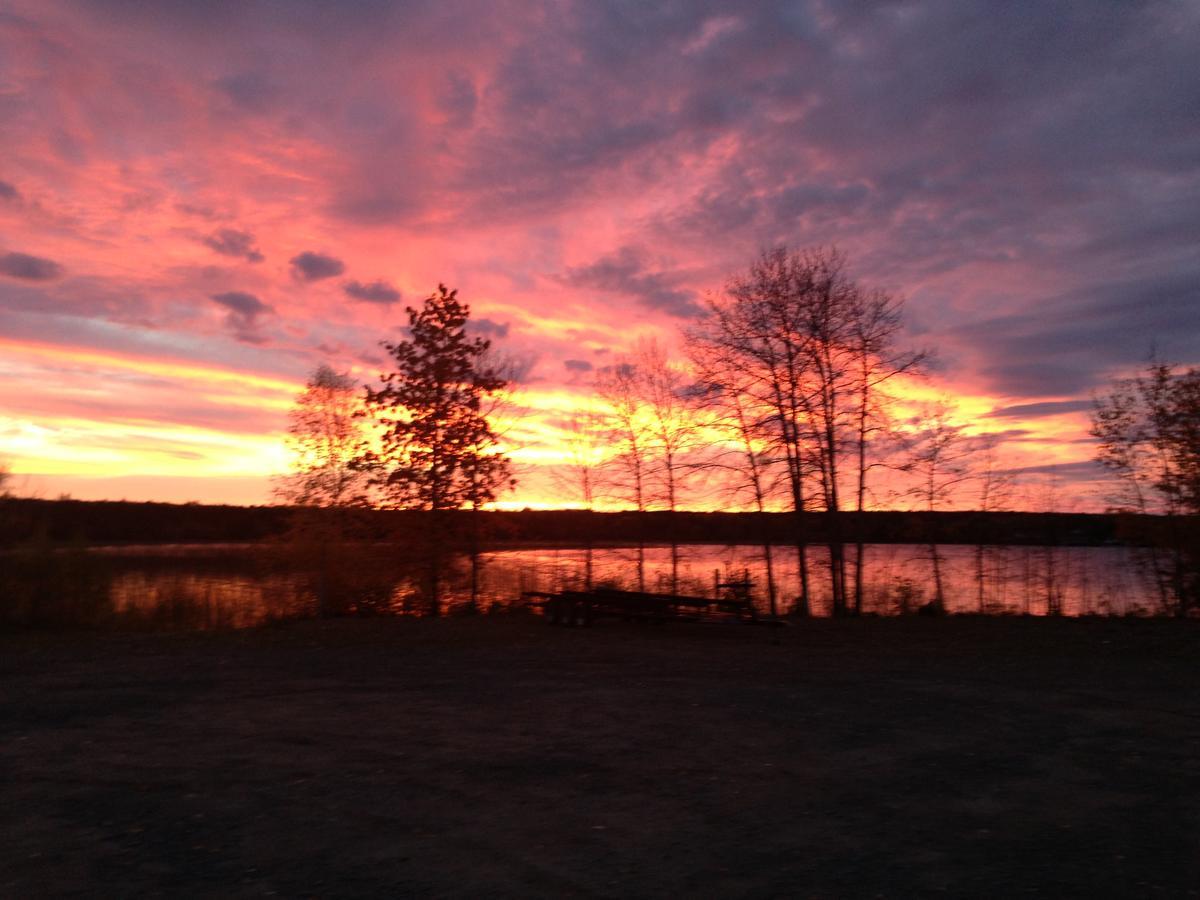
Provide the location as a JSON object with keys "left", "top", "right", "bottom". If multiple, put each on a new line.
{"left": 975, "top": 544, "right": 986, "bottom": 613}
{"left": 468, "top": 513, "right": 481, "bottom": 614}
{"left": 794, "top": 540, "right": 811, "bottom": 616}
{"left": 853, "top": 542, "right": 865, "bottom": 615}
{"left": 828, "top": 530, "right": 847, "bottom": 616}
{"left": 670, "top": 539, "right": 679, "bottom": 596}
{"left": 428, "top": 509, "right": 444, "bottom": 616}
{"left": 759, "top": 510, "right": 778, "bottom": 617}
{"left": 929, "top": 542, "right": 945, "bottom": 613}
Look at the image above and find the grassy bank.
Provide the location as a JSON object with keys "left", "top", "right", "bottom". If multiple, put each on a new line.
{"left": 2, "top": 615, "right": 1198, "bottom": 896}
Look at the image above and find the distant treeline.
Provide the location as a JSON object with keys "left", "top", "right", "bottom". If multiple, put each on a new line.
{"left": 3, "top": 496, "right": 1189, "bottom": 548}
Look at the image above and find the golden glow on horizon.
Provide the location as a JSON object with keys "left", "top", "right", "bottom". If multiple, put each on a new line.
{"left": 0, "top": 337, "right": 297, "bottom": 490}
{"left": 0, "top": 337, "right": 301, "bottom": 396}
{"left": 0, "top": 334, "right": 1100, "bottom": 509}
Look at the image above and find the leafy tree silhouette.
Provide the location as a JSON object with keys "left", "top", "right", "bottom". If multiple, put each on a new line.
{"left": 360, "top": 284, "right": 512, "bottom": 613}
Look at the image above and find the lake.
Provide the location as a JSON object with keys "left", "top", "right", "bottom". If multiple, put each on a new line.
{"left": 76, "top": 541, "right": 1172, "bottom": 628}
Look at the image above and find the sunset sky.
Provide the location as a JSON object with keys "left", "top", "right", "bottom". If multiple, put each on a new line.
{"left": 1, "top": 1, "right": 1197, "bottom": 509}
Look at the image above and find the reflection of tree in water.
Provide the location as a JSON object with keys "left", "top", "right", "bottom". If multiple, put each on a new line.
{"left": 0, "top": 540, "right": 1173, "bottom": 629}
{"left": 478, "top": 543, "right": 1163, "bottom": 619}
{"left": 110, "top": 571, "right": 310, "bottom": 629}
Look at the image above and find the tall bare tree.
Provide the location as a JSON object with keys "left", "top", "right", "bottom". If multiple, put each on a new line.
{"left": 790, "top": 249, "right": 857, "bottom": 615}
{"left": 902, "top": 401, "right": 972, "bottom": 613}
{"left": 691, "top": 249, "right": 818, "bottom": 614}
{"left": 275, "top": 364, "right": 371, "bottom": 615}
{"left": 1093, "top": 361, "right": 1200, "bottom": 515}
{"left": 847, "top": 288, "right": 926, "bottom": 613}
{"left": 276, "top": 364, "right": 368, "bottom": 509}
{"left": 1092, "top": 360, "right": 1200, "bottom": 615}
{"left": 689, "top": 246, "right": 921, "bottom": 615}
{"left": 553, "top": 407, "right": 606, "bottom": 589}
{"left": 632, "top": 338, "right": 704, "bottom": 594}
{"left": 972, "top": 434, "right": 1016, "bottom": 612}
{"left": 688, "top": 336, "right": 783, "bottom": 615}
{"left": 595, "top": 357, "right": 652, "bottom": 591}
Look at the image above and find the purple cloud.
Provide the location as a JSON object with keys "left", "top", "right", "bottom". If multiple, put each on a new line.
{"left": 564, "top": 247, "right": 700, "bottom": 318}
{"left": 343, "top": 279, "right": 401, "bottom": 304}
{"left": 468, "top": 317, "right": 510, "bottom": 338}
{"left": 290, "top": 251, "right": 345, "bottom": 282}
{"left": 215, "top": 71, "right": 279, "bottom": 114}
{"left": 200, "top": 228, "right": 263, "bottom": 263}
{"left": 0, "top": 252, "right": 63, "bottom": 281}
{"left": 211, "top": 291, "right": 273, "bottom": 343}
{"left": 988, "top": 400, "right": 1094, "bottom": 419}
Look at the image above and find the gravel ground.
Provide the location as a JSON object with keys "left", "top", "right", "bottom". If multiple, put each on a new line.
{"left": 2, "top": 614, "right": 1198, "bottom": 897}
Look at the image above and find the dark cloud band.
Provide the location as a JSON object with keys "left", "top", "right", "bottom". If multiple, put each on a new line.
{"left": 0, "top": 252, "right": 63, "bottom": 281}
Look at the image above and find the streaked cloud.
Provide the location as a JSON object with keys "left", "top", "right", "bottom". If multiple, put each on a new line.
{"left": 988, "top": 400, "right": 1094, "bottom": 420}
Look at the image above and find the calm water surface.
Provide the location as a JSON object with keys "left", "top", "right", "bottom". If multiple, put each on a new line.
{"left": 101, "top": 542, "right": 1168, "bottom": 628}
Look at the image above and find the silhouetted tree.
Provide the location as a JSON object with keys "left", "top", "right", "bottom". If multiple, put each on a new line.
{"left": 1093, "top": 361, "right": 1200, "bottom": 515}
{"left": 1030, "top": 469, "right": 1068, "bottom": 615}
{"left": 972, "top": 434, "right": 1015, "bottom": 612}
{"left": 1092, "top": 360, "right": 1200, "bottom": 615}
{"left": 360, "top": 284, "right": 512, "bottom": 614}
{"left": 789, "top": 248, "right": 858, "bottom": 615}
{"left": 691, "top": 249, "right": 816, "bottom": 614}
{"left": 688, "top": 337, "right": 783, "bottom": 615}
{"left": 691, "top": 247, "right": 919, "bottom": 615}
{"left": 552, "top": 407, "right": 605, "bottom": 589}
{"left": 462, "top": 346, "right": 522, "bottom": 611}
{"left": 902, "top": 401, "right": 972, "bottom": 613}
{"left": 595, "top": 356, "right": 652, "bottom": 591}
{"left": 847, "top": 286, "right": 926, "bottom": 613}
{"left": 275, "top": 364, "right": 372, "bottom": 615}
{"left": 631, "top": 338, "right": 703, "bottom": 594}
{"left": 276, "top": 364, "right": 368, "bottom": 508}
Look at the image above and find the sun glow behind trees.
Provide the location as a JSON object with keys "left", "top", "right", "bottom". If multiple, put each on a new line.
{"left": 262, "top": 250, "right": 1105, "bottom": 538}
{"left": 1, "top": 321, "right": 1098, "bottom": 509}
{"left": 0, "top": 266, "right": 1104, "bottom": 512}
{"left": 2, "top": 3, "right": 1196, "bottom": 511}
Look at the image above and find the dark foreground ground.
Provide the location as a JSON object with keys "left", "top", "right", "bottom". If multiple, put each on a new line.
{"left": 2, "top": 615, "right": 1198, "bottom": 898}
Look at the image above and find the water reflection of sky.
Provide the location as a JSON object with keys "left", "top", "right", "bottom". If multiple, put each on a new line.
{"left": 106, "top": 543, "right": 1166, "bottom": 629}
